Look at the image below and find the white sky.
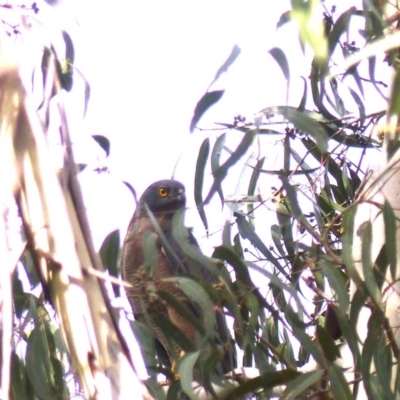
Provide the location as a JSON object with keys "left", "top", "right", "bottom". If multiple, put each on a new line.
{"left": 60, "top": 0, "right": 301, "bottom": 247}
{"left": 17, "top": 0, "right": 383, "bottom": 383}
{"left": 47, "top": 0, "right": 376, "bottom": 253}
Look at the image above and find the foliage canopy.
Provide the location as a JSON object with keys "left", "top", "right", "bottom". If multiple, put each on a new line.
{"left": 3, "top": 1, "right": 400, "bottom": 399}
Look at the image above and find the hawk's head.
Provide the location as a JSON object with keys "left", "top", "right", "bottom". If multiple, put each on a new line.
{"left": 139, "top": 179, "right": 186, "bottom": 215}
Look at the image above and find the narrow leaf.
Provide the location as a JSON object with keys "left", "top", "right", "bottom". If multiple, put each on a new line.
{"left": 348, "top": 87, "right": 366, "bottom": 125}
{"left": 210, "top": 133, "right": 226, "bottom": 203}
{"left": 204, "top": 131, "right": 255, "bottom": 203}
{"left": 211, "top": 45, "right": 241, "bottom": 86}
{"left": 190, "top": 90, "right": 224, "bottom": 133}
{"left": 316, "top": 325, "right": 340, "bottom": 362}
{"left": 271, "top": 224, "right": 286, "bottom": 257}
{"left": 156, "top": 290, "right": 206, "bottom": 336}
{"left": 383, "top": 200, "right": 397, "bottom": 281}
{"left": 329, "top": 364, "right": 353, "bottom": 400}
{"left": 362, "top": 310, "right": 384, "bottom": 399}
{"left": 99, "top": 229, "right": 120, "bottom": 296}
{"left": 92, "top": 134, "right": 111, "bottom": 157}
{"left": 179, "top": 352, "right": 200, "bottom": 399}
{"left": 328, "top": 7, "right": 356, "bottom": 56}
{"left": 283, "top": 107, "right": 327, "bottom": 152}
{"left": 374, "top": 332, "right": 393, "bottom": 398}
{"left": 247, "top": 157, "right": 264, "bottom": 217}
{"left": 298, "top": 76, "right": 307, "bottom": 111}
{"left": 277, "top": 10, "right": 292, "bottom": 29}
{"left": 361, "top": 221, "right": 382, "bottom": 306}
{"left": 281, "top": 370, "right": 324, "bottom": 399}
{"left": 235, "top": 212, "right": 288, "bottom": 277}
{"left": 320, "top": 261, "right": 348, "bottom": 311}
{"left": 26, "top": 327, "right": 57, "bottom": 399}
{"left": 194, "top": 138, "right": 210, "bottom": 232}
{"left": 142, "top": 231, "right": 159, "bottom": 274}
{"left": 269, "top": 47, "right": 290, "bottom": 81}
{"left": 224, "top": 370, "right": 299, "bottom": 400}
{"left": 163, "top": 277, "right": 215, "bottom": 340}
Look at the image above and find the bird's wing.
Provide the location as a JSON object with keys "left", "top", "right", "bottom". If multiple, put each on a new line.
{"left": 159, "top": 212, "right": 237, "bottom": 373}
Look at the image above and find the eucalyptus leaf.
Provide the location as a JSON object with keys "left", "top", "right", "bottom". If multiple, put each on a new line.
{"left": 179, "top": 352, "right": 200, "bottom": 399}
{"left": 190, "top": 90, "right": 225, "bottom": 133}
{"left": 99, "top": 229, "right": 120, "bottom": 296}
{"left": 281, "top": 370, "right": 324, "bottom": 399}
{"left": 194, "top": 138, "right": 210, "bottom": 232}
{"left": 329, "top": 364, "right": 353, "bottom": 400}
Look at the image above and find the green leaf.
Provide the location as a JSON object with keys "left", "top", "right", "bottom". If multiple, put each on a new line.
{"left": 328, "top": 7, "right": 357, "bottom": 57}
{"left": 152, "top": 312, "right": 195, "bottom": 353}
{"left": 374, "top": 331, "right": 393, "bottom": 398}
{"left": 83, "top": 77, "right": 91, "bottom": 117}
{"left": 53, "top": 328, "right": 68, "bottom": 357}
{"left": 368, "top": 56, "right": 386, "bottom": 100}
{"left": 163, "top": 277, "right": 215, "bottom": 340}
{"left": 383, "top": 200, "right": 397, "bottom": 281}
{"left": 342, "top": 205, "right": 363, "bottom": 287}
{"left": 26, "top": 326, "right": 57, "bottom": 399}
{"left": 123, "top": 181, "right": 138, "bottom": 203}
{"left": 283, "top": 107, "right": 327, "bottom": 152}
{"left": 142, "top": 230, "right": 158, "bottom": 275}
{"left": 235, "top": 212, "right": 288, "bottom": 278}
{"left": 281, "top": 370, "right": 324, "bottom": 399}
{"left": 276, "top": 201, "right": 295, "bottom": 257}
{"left": 388, "top": 61, "right": 400, "bottom": 120}
{"left": 167, "top": 380, "right": 183, "bottom": 400}
{"left": 349, "top": 288, "right": 367, "bottom": 331}
{"left": 280, "top": 177, "right": 315, "bottom": 237}
{"left": 253, "top": 343, "right": 273, "bottom": 375}
{"left": 92, "top": 134, "right": 111, "bottom": 157}
{"left": 99, "top": 229, "right": 120, "bottom": 296}
{"left": 41, "top": 47, "right": 52, "bottom": 93}
{"left": 271, "top": 224, "right": 286, "bottom": 257}
{"left": 328, "top": 77, "right": 345, "bottom": 116}
{"left": 247, "top": 157, "right": 264, "bottom": 217}
{"left": 242, "top": 292, "right": 260, "bottom": 349}
{"left": 277, "top": 10, "right": 292, "bottom": 29}
{"left": 210, "top": 133, "right": 226, "bottom": 203}
{"left": 285, "top": 305, "right": 326, "bottom": 367}
{"left": 297, "top": 76, "right": 308, "bottom": 111}
{"left": 130, "top": 321, "right": 157, "bottom": 377}
{"left": 58, "top": 30, "right": 74, "bottom": 91}
{"left": 190, "top": 90, "right": 225, "bottom": 133}
{"left": 349, "top": 87, "right": 366, "bottom": 124}
{"left": 329, "top": 364, "right": 353, "bottom": 400}
{"left": 145, "top": 378, "right": 167, "bottom": 400}
{"left": 269, "top": 47, "right": 290, "bottom": 82}
{"left": 22, "top": 250, "right": 40, "bottom": 288}
{"left": 204, "top": 130, "right": 255, "bottom": 203}
{"left": 210, "top": 45, "right": 241, "bottom": 86}
{"left": 179, "top": 352, "right": 200, "bottom": 399}
{"left": 362, "top": 310, "right": 384, "bottom": 399}
{"left": 224, "top": 369, "right": 299, "bottom": 400}
{"left": 194, "top": 138, "right": 210, "bottom": 233}
{"left": 320, "top": 261, "right": 348, "bottom": 311}
{"left": 301, "top": 138, "right": 348, "bottom": 196}
{"left": 50, "top": 357, "right": 67, "bottom": 398}
{"left": 310, "top": 61, "right": 338, "bottom": 121}
{"left": 11, "top": 352, "right": 35, "bottom": 400}
{"left": 291, "top": 0, "right": 328, "bottom": 62}
{"left": 156, "top": 289, "right": 206, "bottom": 336}
{"left": 361, "top": 221, "right": 382, "bottom": 306}
{"left": 13, "top": 269, "right": 28, "bottom": 319}
{"left": 213, "top": 246, "right": 269, "bottom": 314}
{"left": 316, "top": 325, "right": 340, "bottom": 362}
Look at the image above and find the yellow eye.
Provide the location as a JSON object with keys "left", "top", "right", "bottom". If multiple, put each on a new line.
{"left": 157, "top": 187, "right": 169, "bottom": 197}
